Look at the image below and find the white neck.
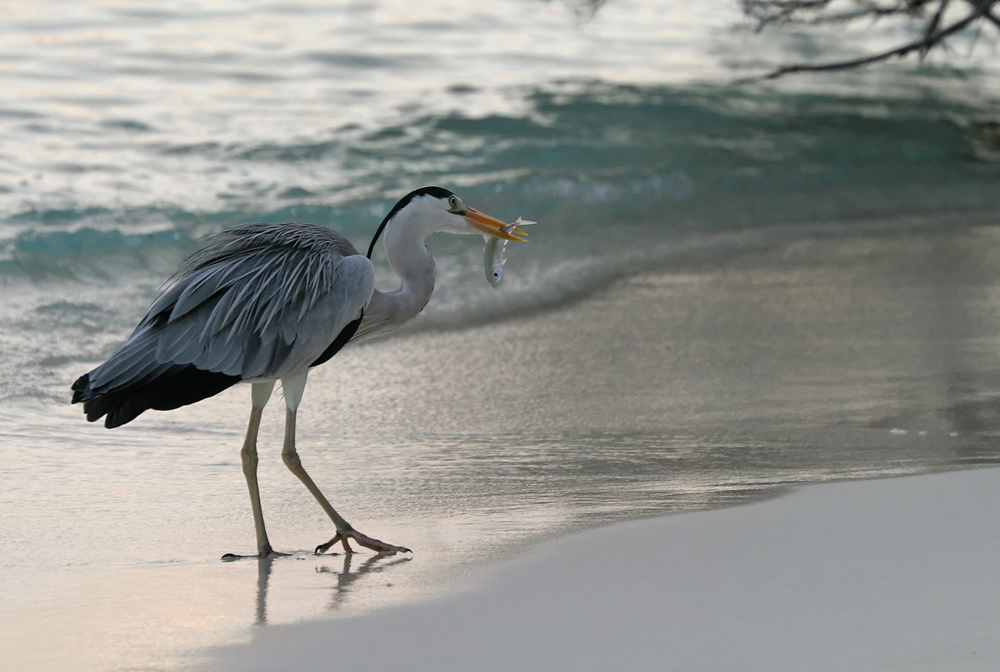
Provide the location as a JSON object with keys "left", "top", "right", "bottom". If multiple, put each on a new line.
{"left": 356, "top": 206, "right": 438, "bottom": 339}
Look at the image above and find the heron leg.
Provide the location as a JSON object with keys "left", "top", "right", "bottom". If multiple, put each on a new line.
{"left": 239, "top": 381, "right": 277, "bottom": 557}
{"left": 278, "top": 373, "right": 409, "bottom": 555}
{"left": 280, "top": 407, "right": 410, "bottom": 555}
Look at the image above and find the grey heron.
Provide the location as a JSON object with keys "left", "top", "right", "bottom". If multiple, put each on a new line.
{"left": 71, "top": 186, "right": 525, "bottom": 557}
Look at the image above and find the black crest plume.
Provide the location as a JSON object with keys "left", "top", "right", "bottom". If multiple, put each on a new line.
{"left": 366, "top": 186, "right": 455, "bottom": 259}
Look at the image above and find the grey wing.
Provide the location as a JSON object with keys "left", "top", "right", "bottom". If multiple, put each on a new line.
{"left": 88, "top": 234, "right": 375, "bottom": 390}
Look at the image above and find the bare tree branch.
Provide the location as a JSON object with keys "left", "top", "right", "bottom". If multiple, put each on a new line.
{"left": 739, "top": 0, "right": 1000, "bottom": 80}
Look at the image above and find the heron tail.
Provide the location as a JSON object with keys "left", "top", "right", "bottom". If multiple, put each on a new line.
{"left": 71, "top": 365, "right": 241, "bottom": 429}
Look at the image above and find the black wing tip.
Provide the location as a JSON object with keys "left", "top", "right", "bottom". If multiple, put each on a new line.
{"left": 76, "top": 387, "right": 154, "bottom": 428}
{"left": 71, "top": 369, "right": 155, "bottom": 428}
{"left": 74, "top": 364, "right": 242, "bottom": 429}
{"left": 71, "top": 372, "right": 90, "bottom": 404}
{"left": 103, "top": 402, "right": 147, "bottom": 428}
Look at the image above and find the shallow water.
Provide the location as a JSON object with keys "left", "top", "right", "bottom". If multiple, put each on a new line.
{"left": 10, "top": 225, "right": 1000, "bottom": 671}
{"left": 2, "top": 1, "right": 1000, "bottom": 670}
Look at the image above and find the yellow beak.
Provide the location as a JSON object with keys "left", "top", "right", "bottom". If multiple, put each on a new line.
{"left": 463, "top": 207, "right": 527, "bottom": 242}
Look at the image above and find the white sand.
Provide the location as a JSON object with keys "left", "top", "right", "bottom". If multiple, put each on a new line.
{"left": 199, "top": 467, "right": 1000, "bottom": 671}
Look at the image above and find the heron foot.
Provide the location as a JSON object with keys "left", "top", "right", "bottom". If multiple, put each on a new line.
{"left": 315, "top": 527, "right": 411, "bottom": 555}
{"left": 221, "top": 546, "right": 291, "bottom": 561}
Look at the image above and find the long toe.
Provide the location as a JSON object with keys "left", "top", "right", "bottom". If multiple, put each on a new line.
{"left": 348, "top": 529, "right": 411, "bottom": 554}
{"left": 315, "top": 532, "right": 348, "bottom": 555}
{"left": 222, "top": 548, "right": 290, "bottom": 560}
{"left": 315, "top": 529, "right": 410, "bottom": 555}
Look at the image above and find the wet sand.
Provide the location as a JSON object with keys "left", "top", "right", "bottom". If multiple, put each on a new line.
{"left": 197, "top": 466, "right": 1000, "bottom": 672}
{"left": 5, "top": 222, "right": 1000, "bottom": 670}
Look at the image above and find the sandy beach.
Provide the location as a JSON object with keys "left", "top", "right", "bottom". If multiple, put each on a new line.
{"left": 3, "top": 3, "right": 1000, "bottom": 670}
{"left": 198, "top": 466, "right": 1000, "bottom": 672}
{"left": 5, "top": 223, "right": 1000, "bottom": 671}
{"left": 193, "top": 223, "right": 1000, "bottom": 671}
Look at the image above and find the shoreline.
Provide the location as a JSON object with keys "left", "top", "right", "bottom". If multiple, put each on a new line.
{"left": 197, "top": 466, "right": 1000, "bottom": 671}
{"left": 6, "top": 223, "right": 1000, "bottom": 672}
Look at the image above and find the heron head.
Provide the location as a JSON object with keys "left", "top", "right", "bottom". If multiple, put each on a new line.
{"left": 368, "top": 187, "right": 525, "bottom": 259}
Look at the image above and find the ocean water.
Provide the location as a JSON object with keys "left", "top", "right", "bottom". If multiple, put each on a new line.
{"left": 2, "top": 1, "right": 1000, "bottom": 670}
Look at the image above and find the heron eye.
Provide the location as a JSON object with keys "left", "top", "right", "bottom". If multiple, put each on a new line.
{"left": 448, "top": 196, "right": 458, "bottom": 209}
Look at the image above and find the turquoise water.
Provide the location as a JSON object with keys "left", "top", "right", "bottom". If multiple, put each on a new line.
{"left": 6, "top": 59, "right": 1000, "bottom": 401}
{"left": 2, "top": 1, "right": 1000, "bottom": 670}
{"left": 3, "top": 2, "right": 999, "bottom": 375}
{"left": 6, "top": 81, "right": 1000, "bottom": 402}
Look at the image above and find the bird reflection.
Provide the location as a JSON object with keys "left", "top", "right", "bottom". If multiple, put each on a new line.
{"left": 252, "top": 552, "right": 410, "bottom": 625}
{"left": 254, "top": 554, "right": 275, "bottom": 626}
{"left": 317, "top": 552, "right": 411, "bottom": 612}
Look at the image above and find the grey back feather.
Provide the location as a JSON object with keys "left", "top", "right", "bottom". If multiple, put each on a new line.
{"left": 88, "top": 223, "right": 375, "bottom": 391}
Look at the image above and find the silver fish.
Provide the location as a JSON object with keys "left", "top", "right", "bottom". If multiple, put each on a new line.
{"left": 484, "top": 217, "right": 535, "bottom": 288}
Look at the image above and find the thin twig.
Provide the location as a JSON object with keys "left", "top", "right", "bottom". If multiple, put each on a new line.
{"left": 738, "top": 5, "right": 989, "bottom": 82}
